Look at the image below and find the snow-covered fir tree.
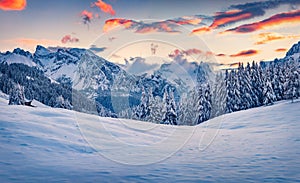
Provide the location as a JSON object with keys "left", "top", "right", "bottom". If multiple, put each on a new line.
{"left": 195, "top": 82, "right": 212, "bottom": 124}
{"left": 134, "top": 87, "right": 150, "bottom": 120}
{"left": 250, "top": 61, "right": 264, "bottom": 107}
{"left": 284, "top": 59, "right": 300, "bottom": 102}
{"left": 8, "top": 83, "right": 25, "bottom": 105}
{"left": 272, "top": 64, "right": 285, "bottom": 101}
{"left": 225, "top": 70, "right": 241, "bottom": 113}
{"left": 211, "top": 72, "right": 227, "bottom": 117}
{"left": 145, "top": 88, "right": 163, "bottom": 123}
{"left": 162, "top": 87, "right": 177, "bottom": 125}
{"left": 262, "top": 70, "right": 276, "bottom": 105}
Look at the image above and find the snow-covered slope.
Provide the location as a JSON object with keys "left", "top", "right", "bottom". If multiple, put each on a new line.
{"left": 0, "top": 98, "right": 299, "bottom": 182}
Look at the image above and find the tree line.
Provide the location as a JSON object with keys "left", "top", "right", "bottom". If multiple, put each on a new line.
{"left": 119, "top": 59, "right": 299, "bottom": 125}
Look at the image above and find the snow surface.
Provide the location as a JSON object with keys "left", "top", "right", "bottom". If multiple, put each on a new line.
{"left": 0, "top": 97, "right": 299, "bottom": 182}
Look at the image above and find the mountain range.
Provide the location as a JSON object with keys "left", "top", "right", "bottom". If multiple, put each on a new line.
{"left": 0, "top": 44, "right": 212, "bottom": 115}
{"left": 0, "top": 41, "right": 299, "bottom": 121}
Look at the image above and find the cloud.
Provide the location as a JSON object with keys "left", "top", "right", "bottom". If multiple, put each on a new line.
{"left": 103, "top": 18, "right": 136, "bottom": 32}
{"left": 122, "top": 57, "right": 160, "bottom": 75}
{"left": 192, "top": 9, "right": 254, "bottom": 34}
{"left": 5, "top": 38, "right": 59, "bottom": 46}
{"left": 229, "top": 62, "right": 241, "bottom": 67}
{"left": 230, "top": 49, "right": 259, "bottom": 57}
{"left": 168, "top": 48, "right": 202, "bottom": 58}
{"left": 254, "top": 32, "right": 300, "bottom": 45}
{"left": 89, "top": 45, "right": 106, "bottom": 53}
{"left": 216, "top": 53, "right": 226, "bottom": 57}
{"left": 2, "top": 38, "right": 60, "bottom": 52}
{"left": 61, "top": 35, "right": 79, "bottom": 44}
{"left": 275, "top": 48, "right": 287, "bottom": 52}
{"left": 0, "top": 0, "right": 26, "bottom": 11}
{"left": 81, "top": 10, "right": 93, "bottom": 25}
{"left": 192, "top": 0, "right": 300, "bottom": 34}
{"left": 103, "top": 15, "right": 211, "bottom": 34}
{"left": 224, "top": 9, "right": 300, "bottom": 34}
{"left": 168, "top": 15, "right": 207, "bottom": 25}
{"left": 192, "top": 26, "right": 211, "bottom": 34}
{"left": 93, "top": 0, "right": 115, "bottom": 16}
{"left": 103, "top": 19, "right": 179, "bottom": 34}
{"left": 135, "top": 21, "right": 179, "bottom": 34}
{"left": 229, "top": 0, "right": 300, "bottom": 13}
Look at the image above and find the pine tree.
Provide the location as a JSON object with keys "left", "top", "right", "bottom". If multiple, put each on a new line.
{"left": 272, "top": 64, "right": 285, "bottom": 101}
{"left": 146, "top": 88, "right": 163, "bottom": 123}
{"left": 250, "top": 61, "right": 263, "bottom": 107}
{"left": 134, "top": 87, "right": 150, "bottom": 120}
{"left": 225, "top": 70, "right": 240, "bottom": 113}
{"left": 238, "top": 63, "right": 253, "bottom": 110}
{"left": 285, "top": 60, "right": 300, "bottom": 102}
{"left": 195, "top": 82, "right": 212, "bottom": 124}
{"left": 8, "top": 83, "right": 25, "bottom": 105}
{"left": 263, "top": 70, "right": 276, "bottom": 106}
{"left": 211, "top": 72, "right": 227, "bottom": 117}
{"left": 162, "top": 87, "right": 178, "bottom": 125}
{"left": 178, "top": 91, "right": 198, "bottom": 125}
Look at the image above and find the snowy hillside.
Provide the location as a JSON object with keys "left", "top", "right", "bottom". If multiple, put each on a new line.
{"left": 0, "top": 96, "right": 299, "bottom": 182}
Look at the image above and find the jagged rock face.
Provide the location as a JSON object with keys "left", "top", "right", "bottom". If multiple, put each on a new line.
{"left": 286, "top": 41, "right": 300, "bottom": 57}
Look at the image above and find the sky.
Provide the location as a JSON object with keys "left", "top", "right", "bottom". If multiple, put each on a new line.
{"left": 1, "top": 0, "right": 300, "bottom": 66}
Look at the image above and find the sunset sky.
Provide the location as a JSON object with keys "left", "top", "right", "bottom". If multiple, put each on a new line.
{"left": 1, "top": 0, "right": 300, "bottom": 66}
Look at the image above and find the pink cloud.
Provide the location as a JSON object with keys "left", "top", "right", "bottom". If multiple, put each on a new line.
{"left": 61, "top": 35, "right": 79, "bottom": 44}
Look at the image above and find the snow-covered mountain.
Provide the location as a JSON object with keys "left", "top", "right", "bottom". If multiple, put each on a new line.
{"left": 120, "top": 55, "right": 213, "bottom": 94}
{"left": 286, "top": 41, "right": 300, "bottom": 57}
{"left": 153, "top": 59, "right": 212, "bottom": 93}
{"left": 261, "top": 41, "right": 300, "bottom": 67}
{"left": 0, "top": 46, "right": 191, "bottom": 114}
{"left": 0, "top": 48, "right": 36, "bottom": 67}
{"left": 0, "top": 45, "right": 212, "bottom": 97}
{"left": 0, "top": 94, "right": 299, "bottom": 182}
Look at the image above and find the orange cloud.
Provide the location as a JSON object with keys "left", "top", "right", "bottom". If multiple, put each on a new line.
{"left": 170, "top": 17, "right": 203, "bottom": 25}
{"left": 103, "top": 18, "right": 135, "bottom": 32}
{"left": 0, "top": 0, "right": 26, "bottom": 11}
{"left": 93, "top": 0, "right": 115, "bottom": 16}
{"left": 192, "top": 9, "right": 252, "bottom": 34}
{"left": 103, "top": 19, "right": 179, "bottom": 34}
{"left": 215, "top": 9, "right": 242, "bottom": 16}
{"left": 192, "top": 26, "right": 211, "bottom": 34}
{"left": 255, "top": 32, "right": 300, "bottom": 45}
{"left": 210, "top": 11, "right": 252, "bottom": 29}
{"left": 230, "top": 49, "right": 259, "bottom": 57}
{"left": 275, "top": 48, "right": 287, "bottom": 52}
{"left": 61, "top": 35, "right": 79, "bottom": 44}
{"left": 224, "top": 9, "right": 300, "bottom": 34}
